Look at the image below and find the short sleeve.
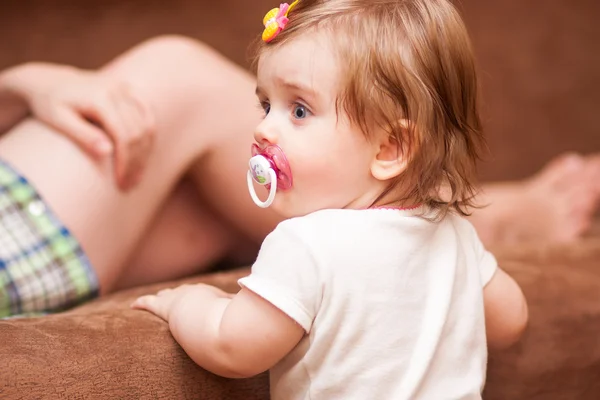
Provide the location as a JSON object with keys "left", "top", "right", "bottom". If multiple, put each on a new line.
{"left": 471, "top": 225, "right": 498, "bottom": 287}
{"left": 238, "top": 220, "right": 322, "bottom": 333}
{"left": 478, "top": 247, "right": 498, "bottom": 287}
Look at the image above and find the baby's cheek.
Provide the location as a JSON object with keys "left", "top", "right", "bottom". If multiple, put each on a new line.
{"left": 299, "top": 162, "right": 343, "bottom": 198}
{"left": 296, "top": 155, "right": 328, "bottom": 180}
{"left": 287, "top": 144, "right": 341, "bottom": 190}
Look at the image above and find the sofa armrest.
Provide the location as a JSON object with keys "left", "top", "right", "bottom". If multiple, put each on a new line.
{"left": 0, "top": 268, "right": 269, "bottom": 399}
{"left": 3, "top": 237, "right": 600, "bottom": 399}
{"left": 483, "top": 238, "right": 600, "bottom": 399}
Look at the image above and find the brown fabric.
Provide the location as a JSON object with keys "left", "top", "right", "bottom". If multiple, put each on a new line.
{"left": 483, "top": 237, "right": 600, "bottom": 399}
{"left": 0, "top": 0, "right": 598, "bottom": 182}
{"left": 0, "top": 269, "right": 269, "bottom": 399}
{"left": 2, "top": 237, "right": 600, "bottom": 399}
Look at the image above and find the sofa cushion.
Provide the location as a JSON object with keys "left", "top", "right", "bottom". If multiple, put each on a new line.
{"left": 2, "top": 237, "right": 600, "bottom": 399}
{"left": 0, "top": 268, "right": 269, "bottom": 399}
{"left": 484, "top": 238, "right": 600, "bottom": 399}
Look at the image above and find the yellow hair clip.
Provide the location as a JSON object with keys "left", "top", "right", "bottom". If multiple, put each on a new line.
{"left": 262, "top": 0, "right": 299, "bottom": 43}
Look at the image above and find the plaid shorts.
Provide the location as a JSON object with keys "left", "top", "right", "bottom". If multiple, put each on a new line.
{"left": 0, "top": 159, "right": 99, "bottom": 318}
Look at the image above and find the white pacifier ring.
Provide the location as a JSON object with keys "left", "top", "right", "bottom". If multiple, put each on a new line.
{"left": 247, "top": 155, "right": 278, "bottom": 208}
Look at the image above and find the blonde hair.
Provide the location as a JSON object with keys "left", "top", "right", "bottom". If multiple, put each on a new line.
{"left": 254, "top": 0, "right": 487, "bottom": 219}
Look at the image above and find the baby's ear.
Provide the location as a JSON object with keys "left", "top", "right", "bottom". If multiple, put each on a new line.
{"left": 370, "top": 120, "right": 411, "bottom": 181}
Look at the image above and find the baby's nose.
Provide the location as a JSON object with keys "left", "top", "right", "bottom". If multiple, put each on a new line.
{"left": 253, "top": 119, "right": 279, "bottom": 144}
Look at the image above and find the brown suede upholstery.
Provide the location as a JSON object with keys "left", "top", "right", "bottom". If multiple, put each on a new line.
{"left": 1, "top": 269, "right": 270, "bottom": 399}
{"left": 2, "top": 238, "right": 600, "bottom": 399}
{"left": 0, "top": 0, "right": 599, "bottom": 399}
{"left": 484, "top": 238, "right": 600, "bottom": 399}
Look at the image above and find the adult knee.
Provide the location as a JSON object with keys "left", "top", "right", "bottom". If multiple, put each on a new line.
{"left": 128, "top": 35, "right": 222, "bottom": 69}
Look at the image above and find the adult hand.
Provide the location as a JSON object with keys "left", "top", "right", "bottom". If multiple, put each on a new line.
{"left": 2, "top": 62, "right": 155, "bottom": 190}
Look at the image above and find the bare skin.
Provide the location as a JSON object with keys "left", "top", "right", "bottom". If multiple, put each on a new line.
{"left": 0, "top": 35, "right": 598, "bottom": 297}
{"left": 470, "top": 153, "right": 600, "bottom": 246}
{"left": 0, "top": 36, "right": 277, "bottom": 294}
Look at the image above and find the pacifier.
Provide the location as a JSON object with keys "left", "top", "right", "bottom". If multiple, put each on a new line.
{"left": 247, "top": 143, "right": 293, "bottom": 208}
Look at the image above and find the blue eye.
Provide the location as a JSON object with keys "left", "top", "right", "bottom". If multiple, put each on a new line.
{"left": 293, "top": 104, "right": 308, "bottom": 119}
{"left": 261, "top": 101, "right": 271, "bottom": 115}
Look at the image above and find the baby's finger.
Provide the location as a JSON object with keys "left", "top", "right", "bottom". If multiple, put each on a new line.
{"left": 50, "top": 108, "right": 113, "bottom": 158}
{"left": 157, "top": 288, "right": 173, "bottom": 296}
{"left": 130, "top": 295, "right": 155, "bottom": 310}
{"left": 130, "top": 295, "right": 168, "bottom": 320}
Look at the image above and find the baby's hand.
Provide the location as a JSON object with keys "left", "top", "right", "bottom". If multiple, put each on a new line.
{"left": 133, "top": 285, "right": 303, "bottom": 378}
{"left": 131, "top": 283, "right": 234, "bottom": 321}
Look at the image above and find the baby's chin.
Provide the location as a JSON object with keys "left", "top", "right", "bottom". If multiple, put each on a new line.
{"left": 271, "top": 199, "right": 305, "bottom": 219}
{"left": 270, "top": 193, "right": 311, "bottom": 219}
{"left": 271, "top": 192, "right": 338, "bottom": 219}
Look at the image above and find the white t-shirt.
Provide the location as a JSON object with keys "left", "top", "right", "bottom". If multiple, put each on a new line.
{"left": 238, "top": 207, "right": 497, "bottom": 400}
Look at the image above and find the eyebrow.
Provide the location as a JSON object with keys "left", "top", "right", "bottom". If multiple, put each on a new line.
{"left": 256, "top": 77, "right": 320, "bottom": 103}
{"left": 281, "top": 80, "right": 319, "bottom": 100}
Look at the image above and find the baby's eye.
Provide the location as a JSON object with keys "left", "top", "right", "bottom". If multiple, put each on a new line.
{"left": 260, "top": 101, "right": 271, "bottom": 115}
{"left": 292, "top": 104, "right": 309, "bottom": 119}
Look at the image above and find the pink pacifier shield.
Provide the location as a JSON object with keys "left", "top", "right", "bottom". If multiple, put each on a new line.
{"left": 251, "top": 143, "right": 293, "bottom": 190}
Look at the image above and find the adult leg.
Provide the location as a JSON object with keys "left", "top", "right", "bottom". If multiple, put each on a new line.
{"left": 114, "top": 175, "right": 262, "bottom": 290}
{"left": 3, "top": 34, "right": 595, "bottom": 302}
{"left": 98, "top": 36, "right": 282, "bottom": 245}
{"left": 112, "top": 178, "right": 235, "bottom": 291}
{"left": 96, "top": 36, "right": 283, "bottom": 289}
{"left": 0, "top": 36, "right": 281, "bottom": 294}
{"left": 109, "top": 38, "right": 600, "bottom": 255}
{"left": 101, "top": 36, "right": 600, "bottom": 285}
{"left": 470, "top": 153, "right": 600, "bottom": 246}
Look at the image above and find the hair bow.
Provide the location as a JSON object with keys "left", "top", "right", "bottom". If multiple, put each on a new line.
{"left": 262, "top": 1, "right": 299, "bottom": 43}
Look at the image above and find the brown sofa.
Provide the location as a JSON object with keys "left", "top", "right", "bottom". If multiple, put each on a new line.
{"left": 1, "top": 0, "right": 599, "bottom": 399}
{"left": 2, "top": 240, "right": 600, "bottom": 399}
